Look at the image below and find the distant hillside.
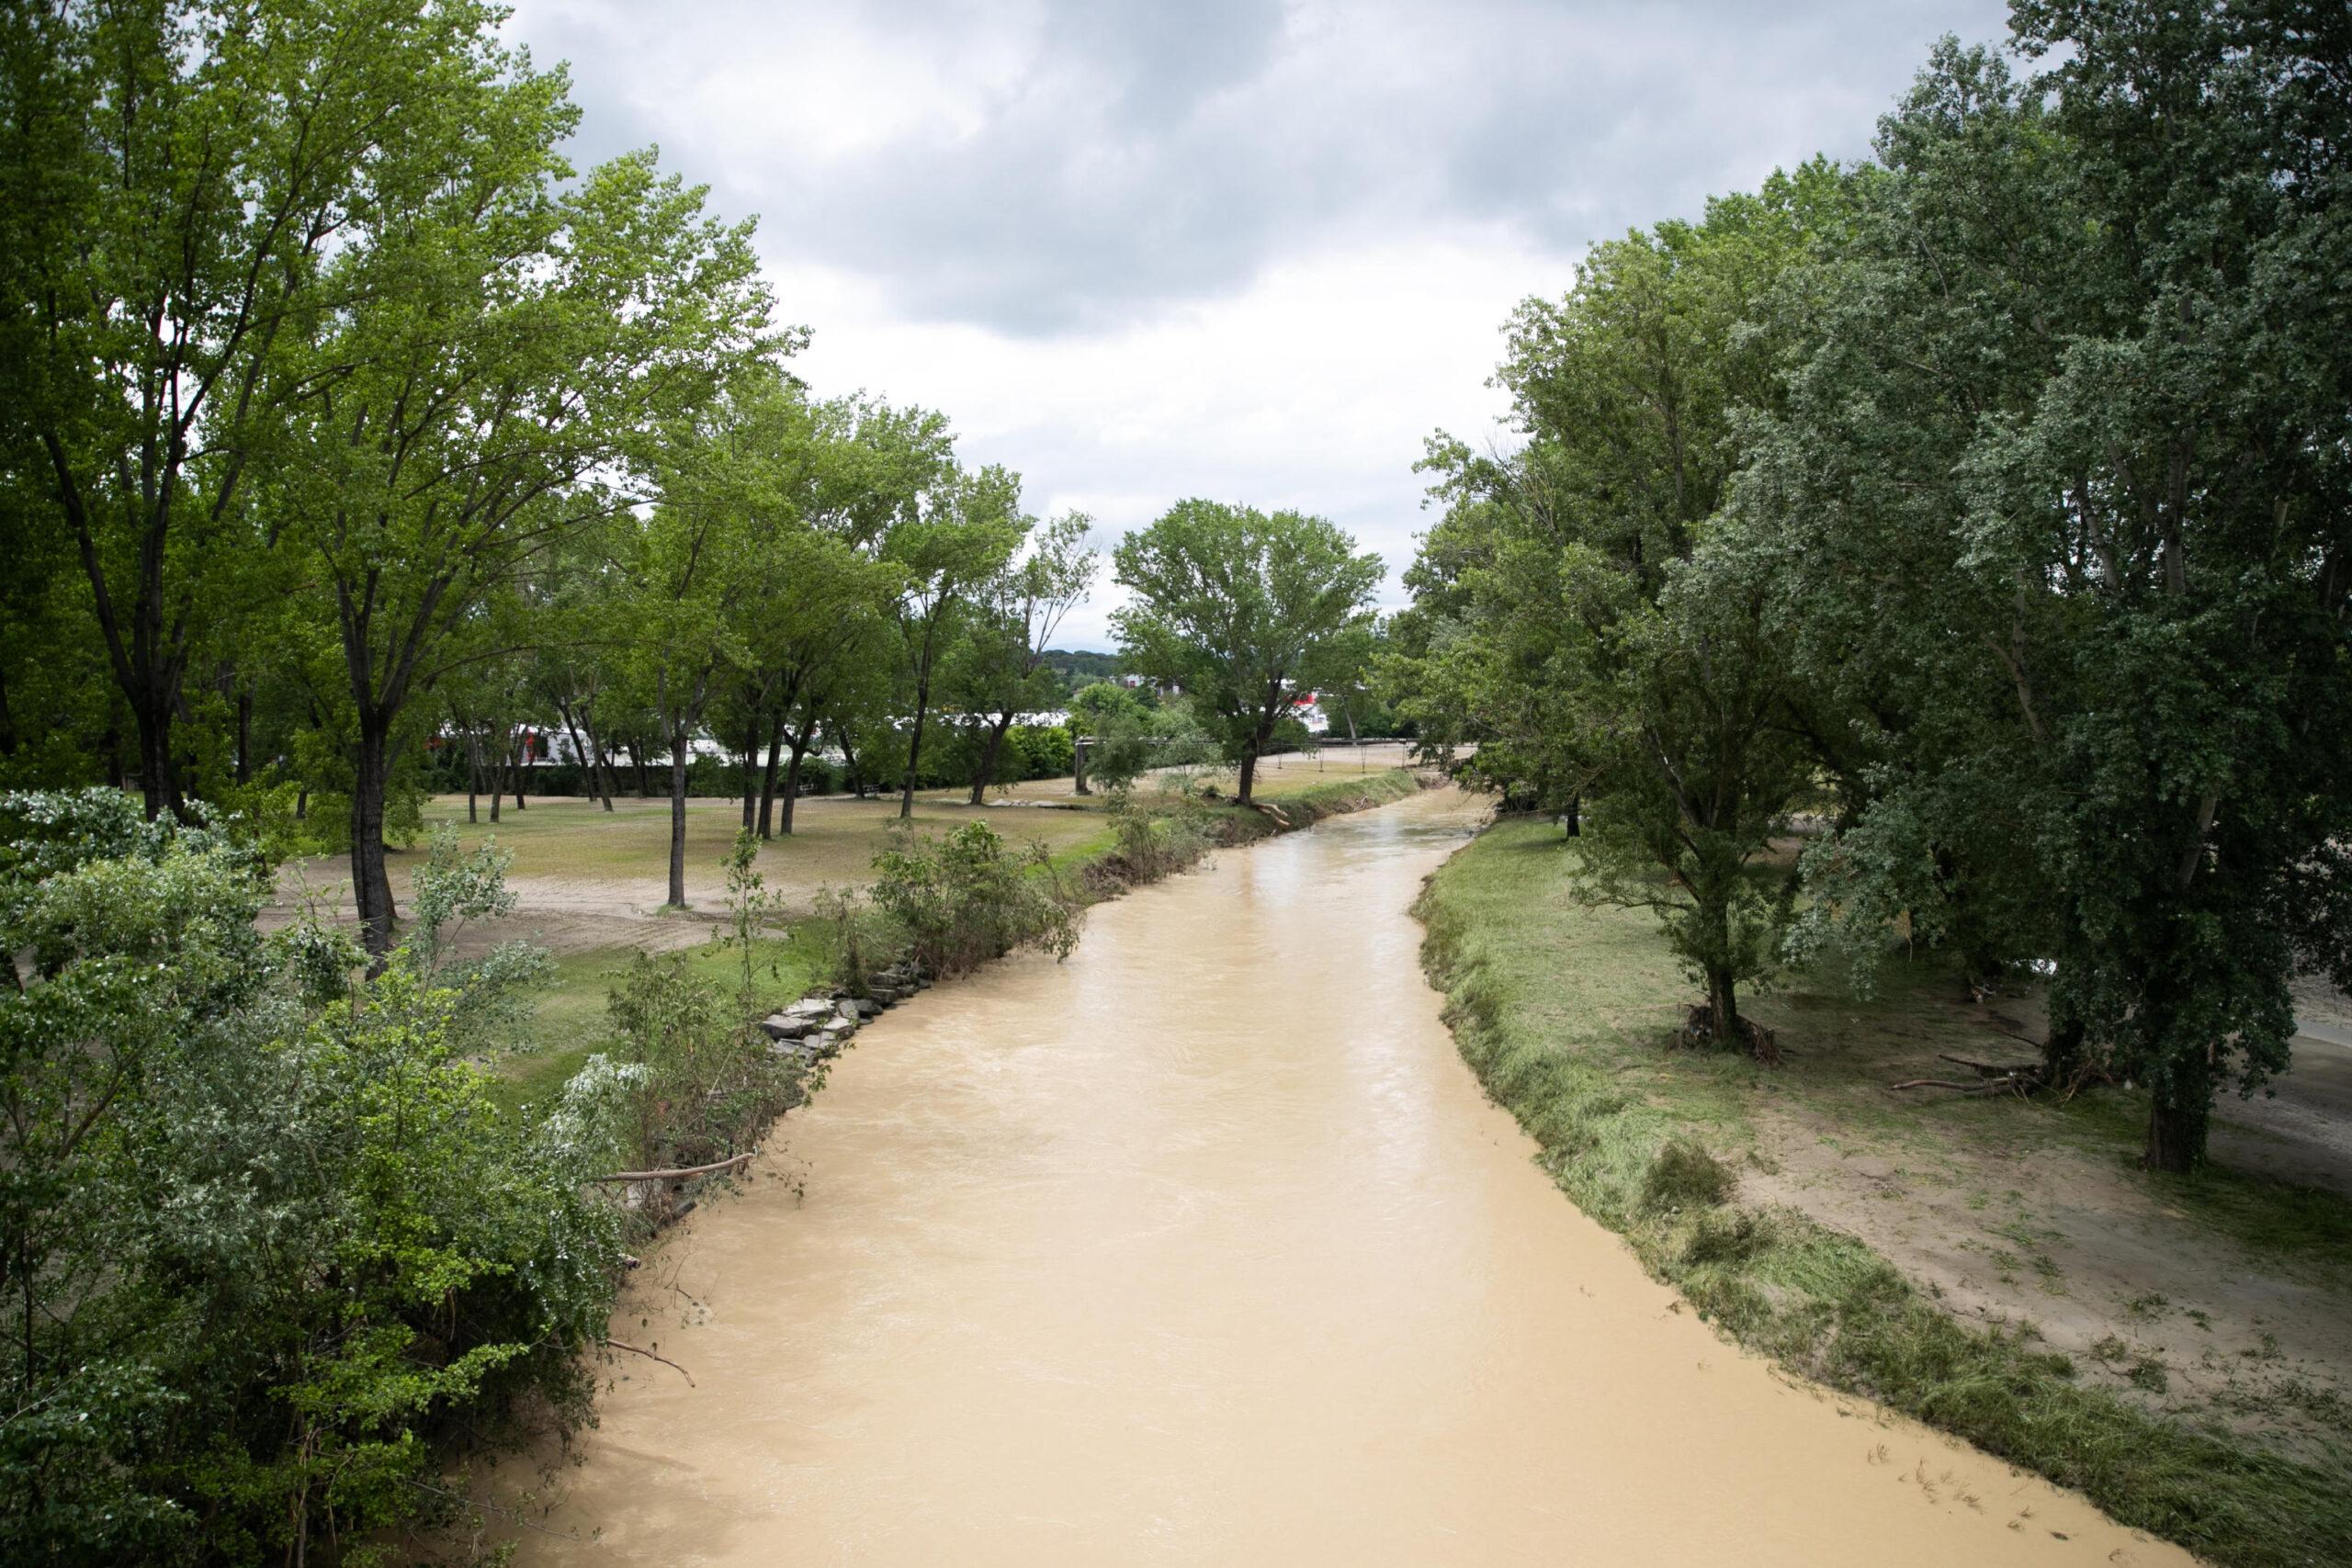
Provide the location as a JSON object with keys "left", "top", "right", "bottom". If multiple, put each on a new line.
{"left": 1038, "top": 649, "right": 1124, "bottom": 691}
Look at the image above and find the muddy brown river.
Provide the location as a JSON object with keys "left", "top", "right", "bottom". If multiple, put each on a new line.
{"left": 506, "top": 788, "right": 2183, "bottom": 1566}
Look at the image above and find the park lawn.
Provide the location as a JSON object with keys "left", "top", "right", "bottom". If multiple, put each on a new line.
{"left": 1417, "top": 815, "right": 2352, "bottom": 1568}
{"left": 408, "top": 790, "right": 1113, "bottom": 898}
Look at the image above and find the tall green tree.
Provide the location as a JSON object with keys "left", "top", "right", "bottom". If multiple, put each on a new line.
{"left": 884, "top": 466, "right": 1025, "bottom": 819}
{"left": 275, "top": 85, "right": 771, "bottom": 953}
{"left": 1745, "top": 13, "right": 2352, "bottom": 1167}
{"left": 1111, "top": 501, "right": 1382, "bottom": 806}
{"left": 4, "top": 0, "right": 537, "bottom": 818}
{"left": 949, "top": 512, "right": 1098, "bottom": 804}
{"left": 749, "top": 395, "right": 948, "bottom": 834}
{"left": 621, "top": 366, "right": 800, "bottom": 908}
{"left": 1394, "top": 172, "right": 1858, "bottom": 1048}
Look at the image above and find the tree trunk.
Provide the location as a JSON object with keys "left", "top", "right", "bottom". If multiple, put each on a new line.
{"left": 741, "top": 711, "right": 762, "bottom": 831}
{"left": 757, "top": 724, "right": 786, "bottom": 841}
{"left": 665, "top": 726, "right": 691, "bottom": 908}
{"left": 508, "top": 728, "right": 527, "bottom": 810}
{"left": 1073, "top": 734, "right": 1091, "bottom": 795}
{"left": 628, "top": 742, "right": 650, "bottom": 798}
{"left": 133, "top": 694, "right": 182, "bottom": 819}
{"left": 757, "top": 707, "right": 786, "bottom": 839}
{"left": 578, "top": 707, "right": 617, "bottom": 810}
{"left": 350, "top": 719, "right": 399, "bottom": 968}
{"left": 778, "top": 730, "right": 810, "bottom": 835}
{"left": 1704, "top": 964, "right": 1741, "bottom": 1046}
{"left": 969, "top": 713, "right": 1015, "bottom": 806}
{"left": 558, "top": 702, "right": 597, "bottom": 804}
{"left": 234, "top": 688, "right": 254, "bottom": 785}
{"left": 2041, "top": 1011, "right": 2086, "bottom": 1084}
{"left": 1563, "top": 793, "right": 1580, "bottom": 838}
{"left": 837, "top": 727, "right": 864, "bottom": 799}
{"left": 484, "top": 729, "right": 501, "bottom": 823}
{"left": 465, "top": 730, "right": 481, "bottom": 825}
{"left": 1237, "top": 747, "right": 1259, "bottom": 806}
{"left": 2143, "top": 1055, "right": 2212, "bottom": 1173}
{"left": 899, "top": 687, "right": 930, "bottom": 820}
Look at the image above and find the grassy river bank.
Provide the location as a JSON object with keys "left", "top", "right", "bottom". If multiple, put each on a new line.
{"left": 1414, "top": 816, "right": 2352, "bottom": 1568}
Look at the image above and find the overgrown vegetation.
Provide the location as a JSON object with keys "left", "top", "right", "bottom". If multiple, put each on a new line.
{"left": 0, "top": 791, "right": 639, "bottom": 1563}
{"left": 867, "top": 820, "right": 1082, "bottom": 978}
{"left": 1416, "top": 818, "right": 2352, "bottom": 1568}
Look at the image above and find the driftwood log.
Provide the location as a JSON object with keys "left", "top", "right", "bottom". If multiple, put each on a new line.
{"left": 590, "top": 1151, "right": 754, "bottom": 1184}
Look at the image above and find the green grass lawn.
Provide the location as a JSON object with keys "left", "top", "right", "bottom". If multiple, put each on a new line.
{"left": 469, "top": 790, "right": 1109, "bottom": 882}
{"left": 1417, "top": 815, "right": 2352, "bottom": 1568}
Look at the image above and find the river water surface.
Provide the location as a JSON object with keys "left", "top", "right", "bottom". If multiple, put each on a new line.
{"left": 509, "top": 788, "right": 2181, "bottom": 1566}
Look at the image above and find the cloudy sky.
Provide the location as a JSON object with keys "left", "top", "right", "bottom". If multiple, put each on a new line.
{"left": 506, "top": 0, "right": 2012, "bottom": 649}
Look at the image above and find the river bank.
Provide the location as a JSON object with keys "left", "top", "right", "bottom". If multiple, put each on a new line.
{"left": 482, "top": 787, "right": 2179, "bottom": 1566}
{"left": 1413, "top": 814, "right": 2352, "bottom": 1568}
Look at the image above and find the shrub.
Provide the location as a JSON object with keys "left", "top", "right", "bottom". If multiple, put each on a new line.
{"left": 602, "top": 834, "right": 810, "bottom": 1176}
{"left": 869, "top": 821, "right": 1081, "bottom": 977}
{"left": 0, "top": 789, "right": 621, "bottom": 1563}
{"left": 1010, "top": 723, "right": 1075, "bottom": 780}
{"left": 814, "top": 882, "right": 882, "bottom": 996}
{"left": 1104, "top": 789, "right": 1214, "bottom": 884}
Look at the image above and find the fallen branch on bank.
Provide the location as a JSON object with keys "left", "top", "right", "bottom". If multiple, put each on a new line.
{"left": 605, "top": 1338, "right": 695, "bottom": 1385}
{"left": 1891, "top": 1053, "right": 2044, "bottom": 1097}
{"left": 589, "top": 1151, "right": 755, "bottom": 1184}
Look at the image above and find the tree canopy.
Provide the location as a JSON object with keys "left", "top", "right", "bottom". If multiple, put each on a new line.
{"left": 1385, "top": 3, "right": 2352, "bottom": 1168}
{"left": 1112, "top": 500, "right": 1383, "bottom": 805}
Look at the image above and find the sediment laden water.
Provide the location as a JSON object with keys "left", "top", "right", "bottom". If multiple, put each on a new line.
{"left": 505, "top": 788, "right": 2182, "bottom": 1566}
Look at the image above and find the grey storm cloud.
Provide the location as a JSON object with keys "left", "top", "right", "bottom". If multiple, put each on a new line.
{"left": 509, "top": 0, "right": 2014, "bottom": 336}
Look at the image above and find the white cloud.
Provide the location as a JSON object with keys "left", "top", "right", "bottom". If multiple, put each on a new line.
{"left": 506, "top": 0, "right": 2014, "bottom": 647}
{"left": 767, "top": 229, "right": 1536, "bottom": 645}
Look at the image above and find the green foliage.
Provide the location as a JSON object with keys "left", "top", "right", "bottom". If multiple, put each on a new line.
{"left": 715, "top": 829, "right": 788, "bottom": 1028}
{"left": 868, "top": 821, "right": 1081, "bottom": 978}
{"left": 1394, "top": 4, "right": 2352, "bottom": 1165}
{"left": 1390, "top": 173, "right": 1842, "bottom": 1045}
{"left": 593, "top": 830, "right": 813, "bottom": 1176}
{"left": 1069, "top": 680, "right": 1148, "bottom": 734}
{"left": 0, "top": 791, "right": 620, "bottom": 1563}
{"left": 606, "top": 953, "right": 756, "bottom": 1170}
{"left": 947, "top": 512, "right": 1099, "bottom": 799}
{"left": 1103, "top": 789, "right": 1215, "bottom": 884}
{"left": 1009, "top": 723, "right": 1076, "bottom": 781}
{"left": 1112, "top": 500, "right": 1382, "bottom": 804}
{"left": 401, "top": 828, "right": 554, "bottom": 1055}
{"left": 1083, "top": 694, "right": 1219, "bottom": 794}
{"left": 1736, "top": 17, "right": 2352, "bottom": 1166}
{"left": 813, "top": 884, "right": 882, "bottom": 997}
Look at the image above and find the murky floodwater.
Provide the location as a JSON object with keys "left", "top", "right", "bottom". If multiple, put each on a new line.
{"left": 507, "top": 789, "right": 2181, "bottom": 1566}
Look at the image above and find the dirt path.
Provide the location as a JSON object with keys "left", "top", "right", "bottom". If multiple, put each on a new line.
{"left": 494, "top": 790, "right": 2181, "bottom": 1565}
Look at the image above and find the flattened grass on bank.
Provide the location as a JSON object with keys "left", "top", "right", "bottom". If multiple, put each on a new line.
{"left": 1415, "top": 816, "right": 2352, "bottom": 1568}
